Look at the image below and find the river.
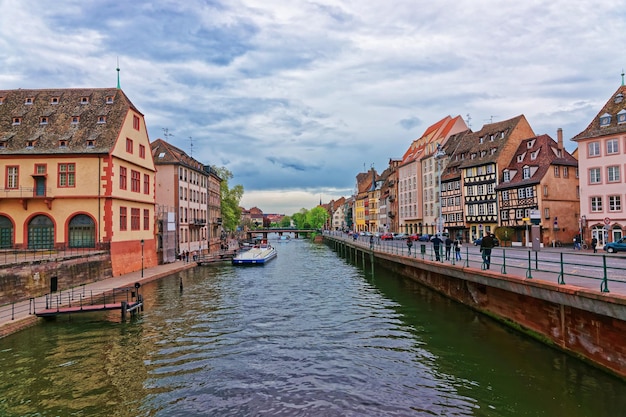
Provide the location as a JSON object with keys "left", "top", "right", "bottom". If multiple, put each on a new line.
{"left": 0, "top": 237, "right": 625, "bottom": 416}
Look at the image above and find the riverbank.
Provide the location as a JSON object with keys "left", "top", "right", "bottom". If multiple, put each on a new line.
{"left": 0, "top": 259, "right": 198, "bottom": 338}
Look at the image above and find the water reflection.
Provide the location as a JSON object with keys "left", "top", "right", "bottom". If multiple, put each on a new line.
{"left": 0, "top": 239, "right": 624, "bottom": 416}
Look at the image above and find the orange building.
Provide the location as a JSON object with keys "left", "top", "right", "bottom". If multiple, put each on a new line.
{"left": 0, "top": 88, "right": 156, "bottom": 276}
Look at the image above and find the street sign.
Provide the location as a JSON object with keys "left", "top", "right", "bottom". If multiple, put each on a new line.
{"left": 604, "top": 217, "right": 611, "bottom": 225}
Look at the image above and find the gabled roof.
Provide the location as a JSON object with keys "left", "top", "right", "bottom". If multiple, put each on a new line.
{"left": 496, "top": 134, "right": 578, "bottom": 190}
{"left": 0, "top": 88, "right": 140, "bottom": 154}
{"left": 440, "top": 129, "right": 473, "bottom": 181}
{"left": 151, "top": 138, "right": 205, "bottom": 171}
{"left": 458, "top": 115, "right": 533, "bottom": 169}
{"left": 572, "top": 84, "right": 626, "bottom": 141}
{"left": 400, "top": 115, "right": 467, "bottom": 166}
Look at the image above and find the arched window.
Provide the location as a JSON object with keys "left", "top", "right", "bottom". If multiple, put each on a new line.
{"left": 69, "top": 214, "right": 96, "bottom": 248}
{"left": 0, "top": 215, "right": 13, "bottom": 249}
{"left": 28, "top": 215, "right": 54, "bottom": 250}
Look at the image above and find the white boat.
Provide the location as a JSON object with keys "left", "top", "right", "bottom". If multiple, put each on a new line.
{"left": 232, "top": 240, "right": 277, "bottom": 265}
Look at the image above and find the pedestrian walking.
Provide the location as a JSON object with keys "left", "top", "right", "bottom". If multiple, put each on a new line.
{"left": 407, "top": 238, "right": 413, "bottom": 254}
{"left": 454, "top": 239, "right": 462, "bottom": 261}
{"left": 591, "top": 237, "right": 598, "bottom": 253}
{"left": 431, "top": 235, "right": 443, "bottom": 262}
{"left": 480, "top": 233, "right": 494, "bottom": 269}
{"left": 369, "top": 235, "right": 374, "bottom": 249}
{"left": 573, "top": 234, "right": 582, "bottom": 250}
{"left": 444, "top": 236, "right": 453, "bottom": 260}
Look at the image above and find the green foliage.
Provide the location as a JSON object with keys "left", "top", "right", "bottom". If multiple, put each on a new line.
{"left": 291, "top": 209, "right": 308, "bottom": 229}
{"left": 279, "top": 215, "right": 292, "bottom": 227}
{"left": 495, "top": 226, "right": 514, "bottom": 247}
{"left": 306, "top": 206, "right": 329, "bottom": 230}
{"left": 212, "top": 166, "right": 243, "bottom": 232}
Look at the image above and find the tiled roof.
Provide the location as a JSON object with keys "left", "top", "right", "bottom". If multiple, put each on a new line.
{"left": 495, "top": 134, "right": 578, "bottom": 190}
{"left": 458, "top": 115, "right": 531, "bottom": 169}
{"left": 0, "top": 88, "right": 139, "bottom": 154}
{"left": 151, "top": 138, "right": 205, "bottom": 171}
{"left": 440, "top": 129, "right": 473, "bottom": 181}
{"left": 572, "top": 84, "right": 626, "bottom": 141}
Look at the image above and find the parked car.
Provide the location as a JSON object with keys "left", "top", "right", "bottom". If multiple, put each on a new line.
{"left": 417, "top": 234, "right": 431, "bottom": 241}
{"left": 604, "top": 237, "right": 626, "bottom": 253}
{"left": 408, "top": 234, "right": 420, "bottom": 241}
{"left": 380, "top": 233, "right": 394, "bottom": 241}
{"left": 394, "top": 233, "right": 408, "bottom": 240}
{"left": 473, "top": 235, "right": 500, "bottom": 246}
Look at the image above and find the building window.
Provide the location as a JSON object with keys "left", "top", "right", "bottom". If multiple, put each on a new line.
{"left": 522, "top": 166, "right": 530, "bottom": 179}
{"left": 543, "top": 185, "right": 548, "bottom": 196}
{"left": 6, "top": 166, "right": 18, "bottom": 189}
{"left": 591, "top": 196, "right": 603, "bottom": 212}
{"left": 25, "top": 97, "right": 34, "bottom": 105}
{"left": 609, "top": 195, "right": 622, "bottom": 212}
{"left": 607, "top": 138, "right": 619, "bottom": 154}
{"left": 607, "top": 166, "right": 620, "bottom": 183}
{"left": 126, "top": 138, "right": 133, "bottom": 153}
{"left": 131, "top": 170, "right": 140, "bottom": 192}
{"left": 544, "top": 208, "right": 550, "bottom": 219}
{"left": 502, "top": 190, "right": 509, "bottom": 201}
{"left": 618, "top": 110, "right": 626, "bottom": 124}
{"left": 81, "top": 97, "right": 89, "bottom": 104}
{"left": 35, "top": 164, "right": 46, "bottom": 175}
{"left": 71, "top": 116, "right": 80, "bottom": 124}
{"left": 120, "top": 207, "right": 127, "bottom": 231}
{"left": 503, "top": 170, "right": 510, "bottom": 182}
{"left": 58, "top": 163, "right": 76, "bottom": 187}
{"left": 588, "top": 142, "right": 600, "bottom": 157}
{"left": 563, "top": 167, "right": 569, "bottom": 178}
{"left": 600, "top": 114, "right": 611, "bottom": 126}
{"left": 131, "top": 208, "right": 140, "bottom": 230}
{"left": 106, "top": 96, "right": 114, "bottom": 104}
{"left": 119, "top": 166, "right": 127, "bottom": 190}
{"left": 139, "top": 144, "right": 145, "bottom": 159}
{"left": 144, "top": 209, "right": 150, "bottom": 230}
{"left": 143, "top": 174, "right": 150, "bottom": 194}
{"left": 40, "top": 116, "right": 49, "bottom": 125}
{"left": 12, "top": 117, "right": 21, "bottom": 125}
{"left": 589, "top": 168, "right": 601, "bottom": 184}
{"left": 554, "top": 166, "right": 560, "bottom": 177}
{"left": 97, "top": 116, "right": 106, "bottom": 124}
{"left": 59, "top": 140, "right": 67, "bottom": 148}
{"left": 519, "top": 188, "right": 526, "bottom": 199}
{"left": 133, "top": 115, "right": 140, "bottom": 130}
{"left": 86, "top": 140, "right": 95, "bottom": 147}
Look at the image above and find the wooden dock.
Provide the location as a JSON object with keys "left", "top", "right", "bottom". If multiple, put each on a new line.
{"left": 35, "top": 299, "right": 143, "bottom": 319}
{"left": 196, "top": 250, "right": 237, "bottom": 265}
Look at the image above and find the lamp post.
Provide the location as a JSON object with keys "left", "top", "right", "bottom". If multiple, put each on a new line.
{"left": 140, "top": 239, "right": 144, "bottom": 278}
{"left": 434, "top": 143, "right": 446, "bottom": 236}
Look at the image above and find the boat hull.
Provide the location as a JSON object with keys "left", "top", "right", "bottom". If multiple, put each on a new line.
{"left": 232, "top": 247, "right": 277, "bottom": 265}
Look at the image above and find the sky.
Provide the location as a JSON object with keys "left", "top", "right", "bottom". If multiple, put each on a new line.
{"left": 1, "top": 1, "right": 625, "bottom": 215}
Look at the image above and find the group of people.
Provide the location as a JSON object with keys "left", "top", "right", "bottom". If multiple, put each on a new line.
{"left": 408, "top": 235, "right": 463, "bottom": 261}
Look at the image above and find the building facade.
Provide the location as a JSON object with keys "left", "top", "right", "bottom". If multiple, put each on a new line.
{"left": 0, "top": 88, "right": 157, "bottom": 276}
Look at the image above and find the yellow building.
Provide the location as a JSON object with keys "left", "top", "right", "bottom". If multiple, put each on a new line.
{"left": 0, "top": 88, "right": 156, "bottom": 276}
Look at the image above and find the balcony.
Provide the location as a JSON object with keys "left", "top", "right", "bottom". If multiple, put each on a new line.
{"left": 190, "top": 218, "right": 206, "bottom": 227}
{"left": 1, "top": 186, "right": 54, "bottom": 209}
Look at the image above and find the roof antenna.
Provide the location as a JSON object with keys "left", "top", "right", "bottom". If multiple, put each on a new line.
{"left": 622, "top": 69, "right": 624, "bottom": 86}
{"left": 116, "top": 57, "right": 121, "bottom": 89}
{"left": 162, "top": 128, "right": 174, "bottom": 142}
{"left": 189, "top": 136, "right": 194, "bottom": 157}
{"left": 465, "top": 113, "right": 472, "bottom": 129}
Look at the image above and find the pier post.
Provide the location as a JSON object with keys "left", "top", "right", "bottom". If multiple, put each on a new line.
{"left": 121, "top": 301, "right": 127, "bottom": 321}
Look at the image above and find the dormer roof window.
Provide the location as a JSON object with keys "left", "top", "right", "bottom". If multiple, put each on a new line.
{"left": 59, "top": 140, "right": 67, "bottom": 148}
{"left": 615, "top": 93, "right": 624, "bottom": 104}
{"left": 527, "top": 139, "right": 535, "bottom": 148}
{"left": 50, "top": 97, "right": 59, "bottom": 105}
{"left": 97, "top": 115, "right": 106, "bottom": 124}
{"left": 80, "top": 96, "right": 90, "bottom": 104}
{"left": 86, "top": 140, "right": 95, "bottom": 147}
{"left": 39, "top": 116, "right": 49, "bottom": 125}
{"left": 25, "top": 97, "right": 34, "bottom": 105}
{"left": 26, "top": 140, "right": 36, "bottom": 148}
{"left": 105, "top": 96, "right": 114, "bottom": 104}
{"left": 0, "top": 97, "right": 4, "bottom": 105}
{"left": 12, "top": 117, "right": 21, "bottom": 125}
{"left": 522, "top": 166, "right": 531, "bottom": 179}
{"left": 71, "top": 116, "right": 80, "bottom": 124}
{"left": 503, "top": 170, "right": 510, "bottom": 182}
{"left": 617, "top": 109, "right": 626, "bottom": 124}
{"left": 599, "top": 112, "right": 611, "bottom": 127}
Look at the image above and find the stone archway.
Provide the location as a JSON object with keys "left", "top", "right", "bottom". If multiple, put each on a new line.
{"left": 0, "top": 215, "right": 13, "bottom": 249}
{"left": 28, "top": 215, "right": 54, "bottom": 250}
{"left": 69, "top": 214, "right": 96, "bottom": 248}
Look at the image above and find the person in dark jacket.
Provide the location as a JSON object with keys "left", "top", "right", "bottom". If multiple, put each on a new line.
{"left": 431, "top": 235, "right": 443, "bottom": 262}
{"left": 480, "top": 233, "right": 495, "bottom": 269}
{"left": 444, "top": 236, "right": 453, "bottom": 260}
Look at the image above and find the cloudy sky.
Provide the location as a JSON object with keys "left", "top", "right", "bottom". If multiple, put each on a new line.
{"left": 1, "top": 1, "right": 624, "bottom": 214}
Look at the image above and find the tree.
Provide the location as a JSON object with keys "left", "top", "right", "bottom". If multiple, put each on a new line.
{"left": 279, "top": 215, "right": 292, "bottom": 228}
{"left": 212, "top": 166, "right": 243, "bottom": 232}
{"left": 291, "top": 209, "right": 308, "bottom": 229}
{"left": 306, "top": 206, "right": 329, "bottom": 230}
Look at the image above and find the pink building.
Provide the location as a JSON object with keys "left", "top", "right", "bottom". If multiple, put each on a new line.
{"left": 572, "top": 83, "right": 626, "bottom": 246}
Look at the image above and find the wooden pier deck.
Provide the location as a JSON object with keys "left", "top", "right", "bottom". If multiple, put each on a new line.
{"left": 196, "top": 250, "right": 237, "bottom": 265}
{"left": 35, "top": 300, "right": 143, "bottom": 318}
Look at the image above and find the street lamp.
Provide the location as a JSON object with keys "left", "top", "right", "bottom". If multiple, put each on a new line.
{"left": 434, "top": 143, "right": 446, "bottom": 236}
{"left": 140, "top": 239, "right": 144, "bottom": 278}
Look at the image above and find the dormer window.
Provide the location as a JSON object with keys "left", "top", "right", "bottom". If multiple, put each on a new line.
{"left": 503, "top": 170, "right": 510, "bottom": 182}
{"left": 615, "top": 93, "right": 624, "bottom": 104}
{"left": 86, "top": 140, "right": 95, "bottom": 147}
{"left": 0, "top": 97, "right": 4, "bottom": 105}
{"left": 479, "top": 136, "right": 484, "bottom": 144}
{"left": 59, "top": 140, "right": 67, "bottom": 148}
{"left": 599, "top": 113, "right": 611, "bottom": 127}
{"left": 71, "top": 116, "right": 80, "bottom": 124}
{"left": 105, "top": 96, "right": 114, "bottom": 104}
{"left": 97, "top": 116, "right": 106, "bottom": 124}
{"left": 39, "top": 116, "right": 49, "bottom": 125}
{"left": 26, "top": 140, "right": 35, "bottom": 148}
{"left": 0, "top": 142, "right": 6, "bottom": 149}
{"left": 50, "top": 97, "right": 59, "bottom": 105}
{"left": 24, "top": 97, "right": 34, "bottom": 105}
{"left": 618, "top": 109, "right": 626, "bottom": 124}
{"left": 80, "top": 96, "right": 89, "bottom": 104}
{"left": 12, "top": 117, "right": 21, "bottom": 125}
{"left": 517, "top": 154, "right": 524, "bottom": 162}
{"left": 530, "top": 150, "right": 538, "bottom": 160}
{"left": 490, "top": 148, "right": 496, "bottom": 155}
{"left": 522, "top": 166, "right": 531, "bottom": 179}
{"left": 489, "top": 134, "right": 494, "bottom": 141}
{"left": 527, "top": 139, "right": 535, "bottom": 149}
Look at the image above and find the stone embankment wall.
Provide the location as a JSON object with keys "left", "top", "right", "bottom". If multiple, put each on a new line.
{"left": 326, "top": 237, "right": 626, "bottom": 379}
{"left": 0, "top": 254, "right": 112, "bottom": 305}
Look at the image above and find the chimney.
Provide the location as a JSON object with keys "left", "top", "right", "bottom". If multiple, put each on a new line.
{"left": 557, "top": 128, "right": 564, "bottom": 151}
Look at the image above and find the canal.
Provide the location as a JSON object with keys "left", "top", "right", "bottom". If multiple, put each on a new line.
{"left": 1, "top": 238, "right": 625, "bottom": 416}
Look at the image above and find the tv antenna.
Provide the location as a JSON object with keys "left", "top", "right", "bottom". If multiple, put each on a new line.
{"left": 162, "top": 128, "right": 174, "bottom": 141}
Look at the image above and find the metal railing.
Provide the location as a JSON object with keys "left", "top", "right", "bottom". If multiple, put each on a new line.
{"left": 0, "top": 243, "right": 109, "bottom": 266}
{"left": 324, "top": 231, "right": 626, "bottom": 294}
